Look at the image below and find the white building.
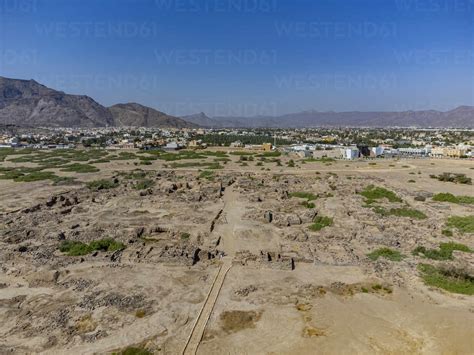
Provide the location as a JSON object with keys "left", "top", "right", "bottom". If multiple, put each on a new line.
{"left": 164, "top": 141, "right": 180, "bottom": 150}
{"left": 370, "top": 146, "right": 384, "bottom": 157}
{"left": 342, "top": 147, "right": 359, "bottom": 160}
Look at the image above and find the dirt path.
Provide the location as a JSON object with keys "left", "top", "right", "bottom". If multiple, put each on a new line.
{"left": 182, "top": 185, "right": 241, "bottom": 355}
{"left": 182, "top": 259, "right": 232, "bottom": 355}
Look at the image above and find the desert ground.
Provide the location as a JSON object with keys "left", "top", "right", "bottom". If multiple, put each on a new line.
{"left": 0, "top": 148, "right": 473, "bottom": 354}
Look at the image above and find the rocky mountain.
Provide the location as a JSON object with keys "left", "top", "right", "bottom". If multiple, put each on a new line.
{"left": 2, "top": 76, "right": 472, "bottom": 128}
{"left": 0, "top": 76, "right": 196, "bottom": 128}
{"left": 181, "top": 112, "right": 216, "bottom": 127}
{"left": 0, "top": 77, "right": 114, "bottom": 127}
{"left": 110, "top": 103, "right": 196, "bottom": 128}
{"left": 185, "top": 107, "right": 474, "bottom": 128}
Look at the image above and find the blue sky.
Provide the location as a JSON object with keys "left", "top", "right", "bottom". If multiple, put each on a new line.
{"left": 0, "top": 0, "right": 472, "bottom": 116}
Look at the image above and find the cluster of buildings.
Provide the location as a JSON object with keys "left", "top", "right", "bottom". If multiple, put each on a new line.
{"left": 340, "top": 145, "right": 471, "bottom": 160}
{"left": 0, "top": 127, "right": 472, "bottom": 161}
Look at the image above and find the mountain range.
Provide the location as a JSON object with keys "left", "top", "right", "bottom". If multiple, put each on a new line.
{"left": 1, "top": 76, "right": 473, "bottom": 128}
{"left": 182, "top": 107, "right": 474, "bottom": 128}
{"left": 0, "top": 77, "right": 195, "bottom": 128}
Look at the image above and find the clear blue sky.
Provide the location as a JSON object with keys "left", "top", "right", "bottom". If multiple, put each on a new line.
{"left": 0, "top": 0, "right": 472, "bottom": 116}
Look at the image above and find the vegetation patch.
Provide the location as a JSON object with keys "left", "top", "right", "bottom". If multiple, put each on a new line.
{"left": 367, "top": 248, "right": 404, "bottom": 262}
{"left": 412, "top": 242, "right": 472, "bottom": 261}
{"left": 433, "top": 193, "right": 474, "bottom": 205}
{"left": 430, "top": 173, "right": 472, "bottom": 185}
{"left": 309, "top": 216, "right": 333, "bottom": 231}
{"left": 114, "top": 346, "right": 152, "bottom": 355}
{"left": 60, "top": 163, "right": 99, "bottom": 173}
{"left": 199, "top": 170, "right": 215, "bottom": 180}
{"left": 86, "top": 179, "right": 119, "bottom": 191}
{"left": 359, "top": 185, "right": 402, "bottom": 204}
{"left": 441, "top": 229, "right": 453, "bottom": 237}
{"left": 446, "top": 216, "right": 474, "bottom": 234}
{"left": 59, "top": 238, "right": 125, "bottom": 256}
{"left": 133, "top": 179, "right": 154, "bottom": 190}
{"left": 372, "top": 206, "right": 427, "bottom": 220}
{"left": 301, "top": 201, "right": 315, "bottom": 209}
{"left": 0, "top": 166, "right": 66, "bottom": 183}
{"left": 230, "top": 151, "right": 255, "bottom": 156}
{"left": 257, "top": 151, "right": 281, "bottom": 158}
{"left": 418, "top": 264, "right": 474, "bottom": 295}
{"left": 180, "top": 232, "right": 190, "bottom": 240}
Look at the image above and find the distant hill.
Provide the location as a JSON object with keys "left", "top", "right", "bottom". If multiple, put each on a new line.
{"left": 110, "top": 103, "right": 197, "bottom": 128}
{"left": 183, "top": 107, "right": 474, "bottom": 128}
{"left": 181, "top": 112, "right": 216, "bottom": 127}
{"left": 2, "top": 76, "right": 472, "bottom": 128}
{"left": 0, "top": 76, "right": 114, "bottom": 127}
{"left": 0, "top": 76, "right": 196, "bottom": 128}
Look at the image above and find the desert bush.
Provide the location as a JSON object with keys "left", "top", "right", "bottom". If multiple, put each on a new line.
{"left": 433, "top": 193, "right": 474, "bottom": 205}
{"left": 118, "top": 347, "right": 152, "bottom": 355}
{"left": 199, "top": 170, "right": 214, "bottom": 180}
{"left": 359, "top": 185, "right": 402, "bottom": 203}
{"left": 446, "top": 216, "right": 474, "bottom": 233}
{"left": 441, "top": 229, "right": 453, "bottom": 237}
{"left": 86, "top": 179, "right": 119, "bottom": 190}
{"left": 418, "top": 263, "right": 474, "bottom": 295}
{"left": 309, "top": 216, "right": 333, "bottom": 231}
{"left": 430, "top": 173, "right": 472, "bottom": 185}
{"left": 373, "top": 206, "right": 427, "bottom": 220}
{"left": 59, "top": 238, "right": 125, "bottom": 256}
{"left": 133, "top": 179, "right": 154, "bottom": 190}
{"left": 60, "top": 163, "right": 99, "bottom": 173}
{"left": 367, "top": 248, "right": 404, "bottom": 261}
{"left": 412, "top": 242, "right": 471, "bottom": 261}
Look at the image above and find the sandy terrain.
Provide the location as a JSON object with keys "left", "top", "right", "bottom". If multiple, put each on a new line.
{"left": 0, "top": 150, "right": 473, "bottom": 354}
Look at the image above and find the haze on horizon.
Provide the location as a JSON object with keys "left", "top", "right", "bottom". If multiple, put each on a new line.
{"left": 0, "top": 0, "right": 473, "bottom": 117}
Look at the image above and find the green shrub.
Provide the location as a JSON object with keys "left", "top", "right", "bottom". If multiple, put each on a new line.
{"left": 359, "top": 185, "right": 402, "bottom": 203}
{"left": 60, "top": 163, "right": 99, "bottom": 173}
{"left": 446, "top": 216, "right": 474, "bottom": 233}
{"left": 199, "top": 170, "right": 214, "bottom": 180}
{"left": 287, "top": 159, "right": 295, "bottom": 168}
{"left": 118, "top": 347, "right": 152, "bottom": 355}
{"left": 412, "top": 242, "right": 472, "bottom": 261}
{"left": 367, "top": 248, "right": 404, "bottom": 262}
{"left": 441, "top": 229, "right": 453, "bottom": 237}
{"left": 180, "top": 232, "right": 190, "bottom": 240}
{"left": 230, "top": 151, "right": 255, "bottom": 156}
{"left": 133, "top": 179, "right": 154, "bottom": 190}
{"left": 301, "top": 201, "right": 316, "bottom": 209}
{"left": 59, "top": 238, "right": 125, "bottom": 256}
{"left": 14, "top": 171, "right": 59, "bottom": 182}
{"left": 86, "top": 179, "right": 119, "bottom": 191}
{"left": 257, "top": 151, "right": 281, "bottom": 157}
{"left": 309, "top": 216, "right": 333, "bottom": 231}
{"left": 418, "top": 264, "right": 474, "bottom": 295}
{"left": 387, "top": 207, "right": 427, "bottom": 220}
{"left": 430, "top": 173, "right": 472, "bottom": 185}
{"left": 433, "top": 193, "right": 474, "bottom": 205}
{"left": 373, "top": 207, "right": 427, "bottom": 220}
